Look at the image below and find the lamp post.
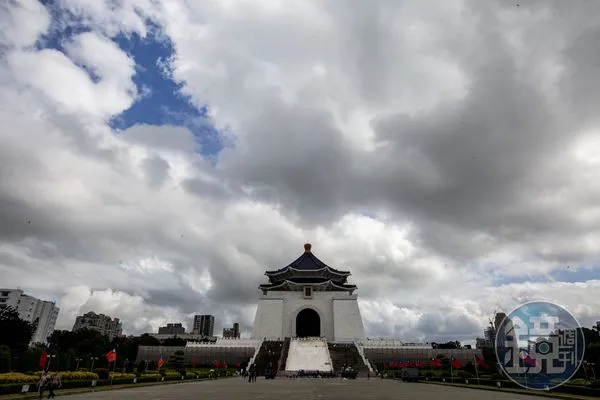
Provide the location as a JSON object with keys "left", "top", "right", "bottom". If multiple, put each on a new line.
{"left": 90, "top": 357, "right": 98, "bottom": 371}
{"left": 46, "top": 354, "right": 57, "bottom": 372}
{"left": 75, "top": 358, "right": 83, "bottom": 371}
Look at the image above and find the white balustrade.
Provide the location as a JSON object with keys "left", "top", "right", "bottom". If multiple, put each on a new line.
{"left": 353, "top": 341, "right": 374, "bottom": 372}
{"left": 357, "top": 338, "right": 432, "bottom": 349}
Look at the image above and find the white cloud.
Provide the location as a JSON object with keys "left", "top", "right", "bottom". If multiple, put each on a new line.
{"left": 7, "top": 32, "right": 137, "bottom": 119}
{"left": 0, "top": 0, "right": 51, "bottom": 48}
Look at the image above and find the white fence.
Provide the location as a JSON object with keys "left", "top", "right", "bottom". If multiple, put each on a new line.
{"left": 186, "top": 339, "right": 261, "bottom": 348}
{"left": 358, "top": 339, "right": 432, "bottom": 349}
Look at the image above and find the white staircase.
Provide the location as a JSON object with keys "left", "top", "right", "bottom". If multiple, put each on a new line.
{"left": 285, "top": 338, "right": 332, "bottom": 372}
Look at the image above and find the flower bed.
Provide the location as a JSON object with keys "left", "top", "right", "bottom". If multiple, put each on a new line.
{"left": 0, "top": 369, "right": 236, "bottom": 396}
{"left": 31, "top": 371, "right": 99, "bottom": 381}
{"left": 109, "top": 373, "right": 136, "bottom": 380}
{"left": 0, "top": 373, "right": 38, "bottom": 384}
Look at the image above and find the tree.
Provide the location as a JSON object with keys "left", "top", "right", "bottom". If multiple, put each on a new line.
{"left": 147, "top": 360, "right": 156, "bottom": 371}
{"left": 0, "top": 345, "right": 11, "bottom": 373}
{"left": 162, "top": 337, "right": 186, "bottom": 346}
{"left": 168, "top": 350, "right": 185, "bottom": 371}
{"left": 138, "top": 334, "right": 161, "bottom": 346}
{"left": 0, "top": 306, "right": 36, "bottom": 363}
{"left": 48, "top": 329, "right": 109, "bottom": 362}
{"left": 137, "top": 360, "right": 146, "bottom": 374}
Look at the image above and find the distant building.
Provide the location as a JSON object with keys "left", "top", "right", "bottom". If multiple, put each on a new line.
{"left": 476, "top": 311, "right": 507, "bottom": 349}
{"left": 223, "top": 322, "right": 240, "bottom": 338}
{"left": 494, "top": 312, "right": 506, "bottom": 330}
{"left": 0, "top": 289, "right": 59, "bottom": 344}
{"left": 72, "top": 311, "right": 122, "bottom": 340}
{"left": 193, "top": 315, "right": 214, "bottom": 337}
{"left": 158, "top": 323, "right": 186, "bottom": 335}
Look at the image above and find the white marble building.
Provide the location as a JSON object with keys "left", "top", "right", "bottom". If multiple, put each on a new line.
{"left": 251, "top": 243, "right": 366, "bottom": 342}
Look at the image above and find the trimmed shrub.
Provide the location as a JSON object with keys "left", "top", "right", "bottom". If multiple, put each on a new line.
{"left": 0, "top": 373, "right": 37, "bottom": 384}
{"left": 109, "top": 373, "right": 136, "bottom": 380}
{"left": 93, "top": 368, "right": 109, "bottom": 379}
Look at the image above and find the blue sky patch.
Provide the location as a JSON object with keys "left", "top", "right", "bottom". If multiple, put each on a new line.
{"left": 34, "top": 2, "right": 225, "bottom": 157}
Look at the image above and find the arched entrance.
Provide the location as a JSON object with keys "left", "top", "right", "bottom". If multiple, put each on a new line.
{"left": 296, "top": 308, "right": 320, "bottom": 337}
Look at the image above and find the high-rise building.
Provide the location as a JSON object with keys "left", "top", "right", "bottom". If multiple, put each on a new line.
{"left": 223, "top": 322, "right": 240, "bottom": 338}
{"left": 192, "top": 315, "right": 214, "bottom": 336}
{"left": 494, "top": 312, "right": 507, "bottom": 330}
{"left": 0, "top": 289, "right": 59, "bottom": 344}
{"left": 158, "top": 323, "right": 186, "bottom": 335}
{"left": 72, "top": 311, "right": 123, "bottom": 340}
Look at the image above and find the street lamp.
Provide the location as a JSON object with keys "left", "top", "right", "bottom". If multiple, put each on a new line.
{"left": 75, "top": 358, "right": 83, "bottom": 371}
{"left": 46, "top": 354, "right": 57, "bottom": 372}
{"left": 90, "top": 357, "right": 99, "bottom": 371}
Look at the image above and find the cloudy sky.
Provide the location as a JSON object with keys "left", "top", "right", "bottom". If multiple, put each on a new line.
{"left": 1, "top": 0, "right": 600, "bottom": 343}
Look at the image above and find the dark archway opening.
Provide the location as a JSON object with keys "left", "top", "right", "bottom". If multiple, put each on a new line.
{"left": 296, "top": 308, "right": 320, "bottom": 337}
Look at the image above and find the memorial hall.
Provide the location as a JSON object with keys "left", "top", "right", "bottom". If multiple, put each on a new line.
{"left": 137, "top": 244, "right": 480, "bottom": 376}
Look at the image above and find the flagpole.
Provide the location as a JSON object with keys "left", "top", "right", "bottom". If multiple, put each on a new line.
{"left": 474, "top": 356, "right": 480, "bottom": 385}
{"left": 111, "top": 360, "right": 116, "bottom": 386}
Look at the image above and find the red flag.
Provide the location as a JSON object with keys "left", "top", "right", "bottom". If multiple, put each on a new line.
{"left": 519, "top": 350, "right": 536, "bottom": 367}
{"left": 474, "top": 355, "right": 488, "bottom": 368}
{"left": 157, "top": 358, "right": 165, "bottom": 369}
{"left": 430, "top": 358, "right": 442, "bottom": 368}
{"left": 415, "top": 361, "right": 425, "bottom": 368}
{"left": 39, "top": 351, "right": 48, "bottom": 370}
{"left": 105, "top": 349, "right": 117, "bottom": 363}
{"left": 391, "top": 361, "right": 398, "bottom": 368}
{"left": 451, "top": 357, "right": 462, "bottom": 369}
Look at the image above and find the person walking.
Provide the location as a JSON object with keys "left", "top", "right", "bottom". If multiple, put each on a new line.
{"left": 38, "top": 372, "right": 49, "bottom": 400}
{"left": 47, "top": 373, "right": 61, "bottom": 398}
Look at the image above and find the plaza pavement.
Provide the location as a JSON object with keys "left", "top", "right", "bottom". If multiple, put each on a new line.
{"left": 57, "top": 377, "right": 554, "bottom": 400}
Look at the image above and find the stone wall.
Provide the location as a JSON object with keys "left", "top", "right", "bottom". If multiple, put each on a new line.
{"left": 251, "top": 290, "right": 366, "bottom": 341}
{"left": 136, "top": 345, "right": 255, "bottom": 365}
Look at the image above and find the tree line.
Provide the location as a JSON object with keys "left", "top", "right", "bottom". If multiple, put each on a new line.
{"left": 0, "top": 306, "right": 191, "bottom": 373}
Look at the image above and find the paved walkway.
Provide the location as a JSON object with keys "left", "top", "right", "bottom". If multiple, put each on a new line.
{"left": 56, "top": 377, "right": 552, "bottom": 400}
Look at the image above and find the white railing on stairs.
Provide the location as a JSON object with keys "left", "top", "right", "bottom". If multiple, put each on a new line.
{"left": 354, "top": 341, "right": 374, "bottom": 372}
{"left": 246, "top": 339, "right": 263, "bottom": 372}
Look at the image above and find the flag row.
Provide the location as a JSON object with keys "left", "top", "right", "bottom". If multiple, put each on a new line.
{"left": 382, "top": 356, "right": 488, "bottom": 369}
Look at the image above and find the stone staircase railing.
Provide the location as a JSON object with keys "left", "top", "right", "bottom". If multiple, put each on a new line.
{"left": 246, "top": 339, "right": 263, "bottom": 372}
{"left": 277, "top": 337, "right": 291, "bottom": 373}
{"left": 354, "top": 341, "right": 374, "bottom": 372}
{"left": 327, "top": 343, "right": 370, "bottom": 377}
{"left": 253, "top": 340, "right": 284, "bottom": 376}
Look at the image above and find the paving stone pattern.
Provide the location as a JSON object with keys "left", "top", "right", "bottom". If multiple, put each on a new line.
{"left": 61, "top": 377, "right": 547, "bottom": 400}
